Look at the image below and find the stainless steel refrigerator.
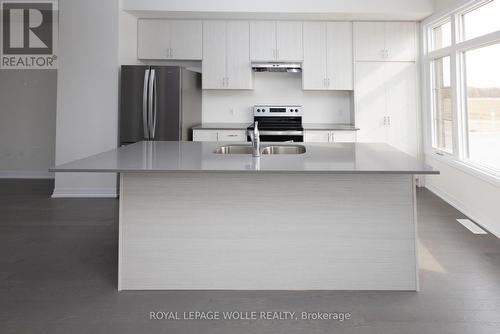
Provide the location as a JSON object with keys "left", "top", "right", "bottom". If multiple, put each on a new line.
{"left": 119, "top": 66, "right": 201, "bottom": 145}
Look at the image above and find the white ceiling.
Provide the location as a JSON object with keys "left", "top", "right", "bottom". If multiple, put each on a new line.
{"left": 122, "top": 0, "right": 436, "bottom": 21}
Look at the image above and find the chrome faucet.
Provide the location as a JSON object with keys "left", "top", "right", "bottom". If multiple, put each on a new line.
{"left": 247, "top": 121, "right": 260, "bottom": 157}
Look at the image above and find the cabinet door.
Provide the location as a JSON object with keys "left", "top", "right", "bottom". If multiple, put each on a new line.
{"left": 304, "top": 130, "right": 331, "bottom": 143}
{"left": 331, "top": 131, "right": 357, "bottom": 143}
{"left": 250, "top": 21, "right": 276, "bottom": 61}
{"left": 193, "top": 130, "right": 218, "bottom": 142}
{"left": 326, "top": 22, "right": 353, "bottom": 90}
{"left": 138, "top": 19, "right": 170, "bottom": 59}
{"left": 226, "top": 21, "right": 253, "bottom": 90}
{"left": 276, "top": 21, "right": 303, "bottom": 61}
{"left": 354, "top": 62, "right": 388, "bottom": 143}
{"left": 170, "top": 20, "right": 202, "bottom": 60}
{"left": 303, "top": 22, "right": 327, "bottom": 90}
{"left": 385, "top": 62, "right": 418, "bottom": 156}
{"left": 385, "top": 22, "right": 416, "bottom": 62}
{"left": 353, "top": 22, "right": 385, "bottom": 61}
{"left": 202, "top": 21, "right": 226, "bottom": 89}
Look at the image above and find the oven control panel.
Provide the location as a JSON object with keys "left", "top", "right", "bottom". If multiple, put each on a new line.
{"left": 254, "top": 105, "right": 303, "bottom": 116}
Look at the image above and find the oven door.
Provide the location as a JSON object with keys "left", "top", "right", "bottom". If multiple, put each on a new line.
{"left": 247, "top": 131, "right": 304, "bottom": 143}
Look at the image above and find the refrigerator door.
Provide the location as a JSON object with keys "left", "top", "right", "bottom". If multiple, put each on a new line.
{"left": 120, "top": 65, "right": 150, "bottom": 144}
{"left": 150, "top": 66, "right": 181, "bottom": 141}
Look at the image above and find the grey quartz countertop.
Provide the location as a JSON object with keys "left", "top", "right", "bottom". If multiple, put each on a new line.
{"left": 51, "top": 141, "right": 439, "bottom": 175}
{"left": 192, "top": 123, "right": 250, "bottom": 130}
{"left": 303, "top": 124, "right": 359, "bottom": 131}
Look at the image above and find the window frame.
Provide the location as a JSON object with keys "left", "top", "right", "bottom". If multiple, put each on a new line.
{"left": 423, "top": 0, "right": 500, "bottom": 184}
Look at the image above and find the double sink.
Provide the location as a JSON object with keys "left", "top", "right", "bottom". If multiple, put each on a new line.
{"left": 214, "top": 145, "right": 306, "bottom": 155}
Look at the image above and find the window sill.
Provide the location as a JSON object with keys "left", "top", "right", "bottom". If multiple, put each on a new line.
{"left": 426, "top": 151, "right": 500, "bottom": 188}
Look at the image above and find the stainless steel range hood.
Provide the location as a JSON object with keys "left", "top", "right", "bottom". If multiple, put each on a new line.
{"left": 251, "top": 62, "right": 302, "bottom": 73}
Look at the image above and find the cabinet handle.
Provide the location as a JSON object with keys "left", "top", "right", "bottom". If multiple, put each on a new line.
{"left": 226, "top": 77, "right": 229, "bottom": 88}
{"left": 227, "top": 134, "right": 238, "bottom": 137}
{"left": 170, "top": 48, "right": 174, "bottom": 58}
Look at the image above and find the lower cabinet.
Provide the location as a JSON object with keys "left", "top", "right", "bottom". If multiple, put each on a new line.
{"left": 193, "top": 129, "right": 247, "bottom": 142}
{"left": 304, "top": 130, "right": 357, "bottom": 143}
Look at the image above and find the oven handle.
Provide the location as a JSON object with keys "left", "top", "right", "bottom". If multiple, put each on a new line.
{"left": 258, "top": 130, "right": 304, "bottom": 136}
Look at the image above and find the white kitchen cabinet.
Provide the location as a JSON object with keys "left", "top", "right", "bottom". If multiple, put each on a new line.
{"left": 326, "top": 22, "right": 353, "bottom": 90}
{"left": 193, "top": 129, "right": 247, "bottom": 142}
{"left": 354, "top": 22, "right": 416, "bottom": 62}
{"left": 202, "top": 21, "right": 253, "bottom": 90}
{"left": 217, "top": 130, "right": 247, "bottom": 142}
{"left": 332, "top": 131, "right": 357, "bottom": 143}
{"left": 138, "top": 19, "right": 202, "bottom": 60}
{"left": 250, "top": 21, "right": 303, "bottom": 61}
{"left": 303, "top": 22, "right": 353, "bottom": 90}
{"left": 354, "top": 62, "right": 418, "bottom": 156}
{"left": 304, "top": 130, "right": 330, "bottom": 143}
{"left": 250, "top": 21, "right": 276, "bottom": 61}
{"left": 193, "top": 130, "right": 218, "bottom": 142}
{"left": 303, "top": 22, "right": 327, "bottom": 90}
{"left": 276, "top": 21, "right": 303, "bottom": 61}
{"left": 304, "top": 130, "right": 357, "bottom": 143}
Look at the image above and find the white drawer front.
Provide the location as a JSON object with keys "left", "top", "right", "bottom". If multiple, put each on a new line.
{"left": 217, "top": 130, "right": 247, "bottom": 142}
{"left": 304, "top": 130, "right": 331, "bottom": 143}
{"left": 332, "top": 131, "right": 357, "bottom": 143}
{"left": 193, "top": 130, "right": 218, "bottom": 142}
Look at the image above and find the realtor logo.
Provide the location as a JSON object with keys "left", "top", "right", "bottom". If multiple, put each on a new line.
{"left": 1, "top": 0, "right": 58, "bottom": 69}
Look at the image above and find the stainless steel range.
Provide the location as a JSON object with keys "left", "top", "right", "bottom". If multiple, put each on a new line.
{"left": 247, "top": 105, "right": 304, "bottom": 142}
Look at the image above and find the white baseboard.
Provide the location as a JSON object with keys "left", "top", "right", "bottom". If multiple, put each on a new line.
{"left": 51, "top": 187, "right": 117, "bottom": 198}
{"left": 0, "top": 171, "right": 54, "bottom": 179}
{"left": 425, "top": 183, "right": 500, "bottom": 239}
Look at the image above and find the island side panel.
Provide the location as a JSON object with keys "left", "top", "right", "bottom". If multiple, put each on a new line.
{"left": 119, "top": 172, "right": 417, "bottom": 290}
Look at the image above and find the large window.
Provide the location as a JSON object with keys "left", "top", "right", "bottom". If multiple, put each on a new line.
{"left": 432, "top": 56, "right": 453, "bottom": 152}
{"left": 425, "top": 0, "right": 500, "bottom": 175}
{"left": 462, "top": 0, "right": 500, "bottom": 40}
{"left": 464, "top": 43, "right": 500, "bottom": 169}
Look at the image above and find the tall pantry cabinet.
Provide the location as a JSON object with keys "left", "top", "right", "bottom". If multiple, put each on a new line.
{"left": 353, "top": 22, "right": 419, "bottom": 157}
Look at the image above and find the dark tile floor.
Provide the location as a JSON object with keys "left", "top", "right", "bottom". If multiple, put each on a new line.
{"left": 0, "top": 179, "right": 499, "bottom": 334}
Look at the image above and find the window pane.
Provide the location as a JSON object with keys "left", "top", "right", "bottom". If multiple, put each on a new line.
{"left": 465, "top": 43, "right": 500, "bottom": 170}
{"left": 432, "top": 21, "right": 452, "bottom": 50}
{"left": 432, "top": 56, "right": 453, "bottom": 153}
{"left": 463, "top": 0, "right": 500, "bottom": 40}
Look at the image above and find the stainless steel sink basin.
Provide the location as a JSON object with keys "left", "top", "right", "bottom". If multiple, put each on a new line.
{"left": 213, "top": 145, "right": 254, "bottom": 154}
{"left": 214, "top": 144, "right": 306, "bottom": 155}
{"left": 261, "top": 145, "right": 306, "bottom": 155}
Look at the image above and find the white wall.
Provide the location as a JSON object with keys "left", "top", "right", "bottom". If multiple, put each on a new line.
{"left": 0, "top": 70, "right": 57, "bottom": 178}
{"left": 425, "top": 157, "right": 500, "bottom": 237}
{"left": 123, "top": 0, "right": 434, "bottom": 20}
{"left": 202, "top": 73, "right": 352, "bottom": 123}
{"left": 53, "top": 0, "right": 120, "bottom": 197}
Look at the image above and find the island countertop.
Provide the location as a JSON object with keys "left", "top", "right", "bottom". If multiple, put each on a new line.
{"left": 51, "top": 141, "right": 439, "bottom": 174}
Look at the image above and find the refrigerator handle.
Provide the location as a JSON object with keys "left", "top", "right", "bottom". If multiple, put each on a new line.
{"left": 148, "top": 69, "right": 156, "bottom": 140}
{"left": 142, "top": 69, "right": 150, "bottom": 140}
{"left": 152, "top": 72, "right": 157, "bottom": 140}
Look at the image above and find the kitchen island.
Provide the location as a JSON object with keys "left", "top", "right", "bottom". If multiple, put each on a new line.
{"left": 52, "top": 141, "right": 438, "bottom": 291}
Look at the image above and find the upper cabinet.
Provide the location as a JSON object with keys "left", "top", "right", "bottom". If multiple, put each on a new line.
{"left": 303, "top": 22, "right": 353, "bottom": 90}
{"left": 353, "top": 22, "right": 416, "bottom": 62}
{"left": 202, "top": 21, "right": 253, "bottom": 90}
{"left": 250, "top": 21, "right": 303, "bottom": 61}
{"left": 138, "top": 19, "right": 202, "bottom": 60}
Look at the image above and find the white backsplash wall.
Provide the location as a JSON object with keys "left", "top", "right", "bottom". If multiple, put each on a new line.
{"left": 202, "top": 72, "right": 353, "bottom": 124}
